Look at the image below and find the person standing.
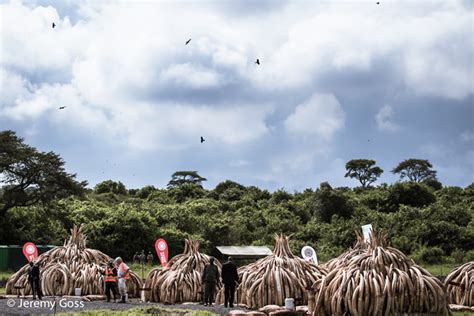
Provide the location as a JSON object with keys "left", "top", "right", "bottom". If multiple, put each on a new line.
{"left": 28, "top": 261, "right": 42, "bottom": 300}
{"left": 202, "top": 257, "right": 219, "bottom": 306}
{"left": 102, "top": 260, "right": 118, "bottom": 302}
{"left": 221, "top": 256, "right": 239, "bottom": 308}
{"left": 139, "top": 250, "right": 146, "bottom": 265}
{"left": 115, "top": 257, "right": 130, "bottom": 303}
{"left": 147, "top": 251, "right": 154, "bottom": 265}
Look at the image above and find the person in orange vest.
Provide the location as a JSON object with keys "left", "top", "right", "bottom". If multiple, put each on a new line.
{"left": 114, "top": 257, "right": 130, "bottom": 303}
{"left": 102, "top": 260, "right": 118, "bottom": 302}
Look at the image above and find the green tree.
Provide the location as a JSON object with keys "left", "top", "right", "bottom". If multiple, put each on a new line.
{"left": 314, "top": 183, "right": 354, "bottom": 223}
{"left": 135, "top": 185, "right": 156, "bottom": 199}
{"left": 168, "top": 183, "right": 206, "bottom": 203}
{"left": 345, "top": 159, "right": 383, "bottom": 187}
{"left": 392, "top": 159, "right": 437, "bottom": 182}
{"left": 167, "top": 171, "right": 207, "bottom": 188}
{"left": 386, "top": 182, "right": 436, "bottom": 211}
{"left": 83, "top": 204, "right": 156, "bottom": 260}
{"left": 94, "top": 180, "right": 127, "bottom": 195}
{"left": 211, "top": 180, "right": 245, "bottom": 201}
{"left": 0, "top": 130, "right": 86, "bottom": 216}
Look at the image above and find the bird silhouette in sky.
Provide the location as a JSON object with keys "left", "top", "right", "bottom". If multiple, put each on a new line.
{"left": 59, "top": 106, "right": 66, "bottom": 110}
{"left": 200, "top": 136, "right": 205, "bottom": 143}
{"left": 376, "top": 2, "right": 380, "bottom": 4}
{"left": 255, "top": 59, "right": 260, "bottom": 65}
{"left": 52, "top": 22, "right": 56, "bottom": 28}
{"left": 185, "top": 39, "right": 191, "bottom": 45}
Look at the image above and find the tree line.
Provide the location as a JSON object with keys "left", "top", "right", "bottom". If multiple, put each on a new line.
{"left": 1, "top": 130, "right": 473, "bottom": 265}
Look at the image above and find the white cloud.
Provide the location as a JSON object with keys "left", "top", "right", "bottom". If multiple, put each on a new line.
{"left": 0, "top": 68, "right": 33, "bottom": 106}
{"left": 284, "top": 93, "right": 345, "bottom": 139}
{"left": 460, "top": 130, "right": 474, "bottom": 142}
{"left": 375, "top": 105, "right": 400, "bottom": 132}
{"left": 160, "top": 63, "right": 222, "bottom": 88}
{"left": 257, "top": 154, "right": 347, "bottom": 190}
{"left": 229, "top": 159, "right": 252, "bottom": 167}
{"left": 248, "top": 1, "right": 473, "bottom": 99}
{"left": 0, "top": 79, "right": 273, "bottom": 150}
{"left": 1, "top": 1, "right": 473, "bottom": 190}
{"left": 419, "top": 143, "right": 474, "bottom": 186}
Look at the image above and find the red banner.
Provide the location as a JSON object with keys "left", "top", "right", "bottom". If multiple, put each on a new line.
{"left": 155, "top": 238, "right": 168, "bottom": 267}
{"left": 22, "top": 242, "right": 38, "bottom": 262}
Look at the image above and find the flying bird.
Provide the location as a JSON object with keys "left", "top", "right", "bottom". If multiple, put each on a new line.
{"left": 59, "top": 106, "right": 66, "bottom": 110}
{"left": 185, "top": 39, "right": 191, "bottom": 45}
{"left": 52, "top": 22, "right": 56, "bottom": 28}
{"left": 255, "top": 59, "right": 260, "bottom": 65}
{"left": 200, "top": 136, "right": 205, "bottom": 143}
{"left": 376, "top": 2, "right": 380, "bottom": 4}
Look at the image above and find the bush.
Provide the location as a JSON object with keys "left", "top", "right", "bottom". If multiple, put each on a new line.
{"left": 314, "top": 185, "right": 354, "bottom": 223}
{"left": 465, "top": 249, "right": 474, "bottom": 262}
{"left": 386, "top": 182, "right": 436, "bottom": 211}
{"left": 450, "top": 248, "right": 466, "bottom": 263}
{"left": 412, "top": 246, "right": 445, "bottom": 264}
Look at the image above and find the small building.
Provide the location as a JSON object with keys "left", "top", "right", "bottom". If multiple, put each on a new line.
{"left": 216, "top": 246, "right": 272, "bottom": 261}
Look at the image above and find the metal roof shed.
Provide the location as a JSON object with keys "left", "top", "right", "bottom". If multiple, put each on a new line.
{"left": 216, "top": 246, "right": 272, "bottom": 259}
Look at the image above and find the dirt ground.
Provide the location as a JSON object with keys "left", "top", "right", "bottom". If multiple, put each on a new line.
{"left": 0, "top": 296, "right": 248, "bottom": 315}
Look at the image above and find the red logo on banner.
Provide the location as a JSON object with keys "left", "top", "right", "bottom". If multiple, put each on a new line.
{"left": 22, "top": 242, "right": 38, "bottom": 262}
{"left": 155, "top": 238, "right": 168, "bottom": 267}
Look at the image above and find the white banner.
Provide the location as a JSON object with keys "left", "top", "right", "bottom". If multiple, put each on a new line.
{"left": 301, "top": 246, "right": 318, "bottom": 265}
{"left": 361, "top": 224, "right": 373, "bottom": 242}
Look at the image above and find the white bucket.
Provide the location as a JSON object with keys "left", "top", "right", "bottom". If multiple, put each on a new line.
{"left": 285, "top": 298, "right": 295, "bottom": 310}
{"left": 74, "top": 288, "right": 81, "bottom": 296}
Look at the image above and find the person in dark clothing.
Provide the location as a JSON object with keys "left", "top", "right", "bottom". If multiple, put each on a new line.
{"left": 221, "top": 256, "right": 239, "bottom": 308}
{"left": 147, "top": 251, "right": 154, "bottom": 265}
{"left": 202, "top": 257, "right": 219, "bottom": 306}
{"left": 102, "top": 260, "right": 118, "bottom": 302}
{"left": 28, "top": 261, "right": 42, "bottom": 300}
{"left": 139, "top": 250, "right": 146, "bottom": 265}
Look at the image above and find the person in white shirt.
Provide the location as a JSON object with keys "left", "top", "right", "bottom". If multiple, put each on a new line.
{"left": 114, "top": 257, "right": 130, "bottom": 303}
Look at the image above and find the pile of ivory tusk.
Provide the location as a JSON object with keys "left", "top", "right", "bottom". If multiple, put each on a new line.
{"left": 313, "top": 229, "right": 450, "bottom": 315}
{"left": 321, "top": 232, "right": 369, "bottom": 271}
{"left": 445, "top": 261, "right": 473, "bottom": 307}
{"left": 144, "top": 239, "right": 221, "bottom": 303}
{"left": 6, "top": 224, "right": 142, "bottom": 297}
{"left": 216, "top": 234, "right": 326, "bottom": 308}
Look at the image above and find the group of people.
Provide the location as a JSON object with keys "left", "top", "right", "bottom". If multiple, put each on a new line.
{"left": 133, "top": 250, "right": 154, "bottom": 265}
{"left": 26, "top": 255, "right": 239, "bottom": 307}
{"left": 202, "top": 256, "right": 239, "bottom": 308}
{"left": 101, "top": 257, "right": 130, "bottom": 303}
{"left": 26, "top": 257, "right": 130, "bottom": 303}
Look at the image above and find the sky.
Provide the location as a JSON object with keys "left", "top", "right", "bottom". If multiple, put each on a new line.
{"left": 0, "top": 0, "right": 473, "bottom": 191}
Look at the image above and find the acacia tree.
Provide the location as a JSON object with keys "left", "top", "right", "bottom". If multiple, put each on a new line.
{"left": 344, "top": 159, "right": 383, "bottom": 187}
{"left": 167, "top": 171, "right": 207, "bottom": 188}
{"left": 0, "top": 130, "right": 86, "bottom": 216}
{"left": 392, "top": 159, "right": 437, "bottom": 182}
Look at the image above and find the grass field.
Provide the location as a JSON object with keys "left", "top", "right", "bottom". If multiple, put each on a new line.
{"left": 0, "top": 270, "right": 13, "bottom": 295}
{"left": 0, "top": 271, "right": 14, "bottom": 281}
{"left": 423, "top": 263, "right": 461, "bottom": 277}
{"left": 128, "top": 263, "right": 159, "bottom": 280}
